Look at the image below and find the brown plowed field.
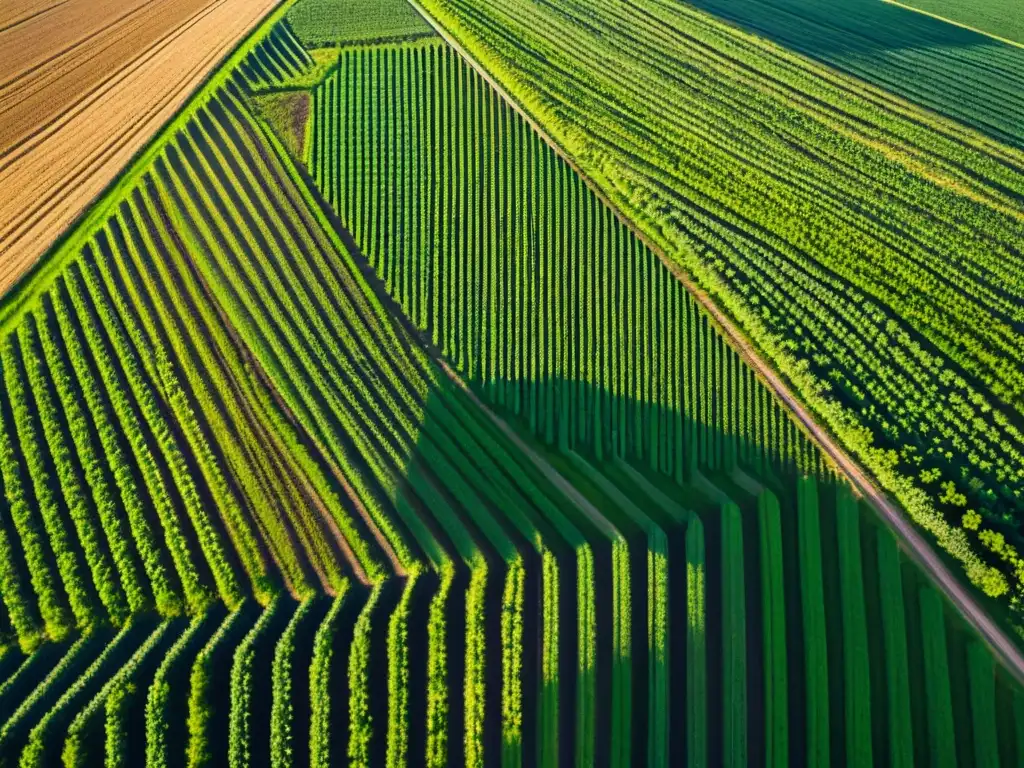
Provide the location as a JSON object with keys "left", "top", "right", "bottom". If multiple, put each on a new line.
{"left": 0, "top": 0, "right": 278, "bottom": 295}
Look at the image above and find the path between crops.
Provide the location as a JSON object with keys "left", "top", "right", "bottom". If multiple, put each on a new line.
{"left": 408, "top": 0, "right": 1024, "bottom": 686}
{"left": 436, "top": 359, "right": 622, "bottom": 543}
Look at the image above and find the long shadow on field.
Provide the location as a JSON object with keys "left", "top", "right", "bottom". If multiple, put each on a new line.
{"left": 323, "top": 193, "right": 834, "bottom": 766}
{"left": 246, "top": 96, "right": 1024, "bottom": 766}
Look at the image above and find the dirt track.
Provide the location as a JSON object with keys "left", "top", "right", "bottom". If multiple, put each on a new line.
{"left": 407, "top": 0, "right": 1024, "bottom": 686}
{"left": 0, "top": 0, "right": 278, "bottom": 295}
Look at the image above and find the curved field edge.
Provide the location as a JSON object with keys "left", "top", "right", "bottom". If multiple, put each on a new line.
{"left": 404, "top": 0, "right": 1024, "bottom": 643}
{"left": 0, "top": 0, "right": 298, "bottom": 335}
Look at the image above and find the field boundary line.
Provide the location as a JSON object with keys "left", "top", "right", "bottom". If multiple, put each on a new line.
{"left": 0, "top": 0, "right": 297, "bottom": 334}
{"left": 405, "top": 0, "right": 1024, "bottom": 685}
{"left": 879, "top": 0, "right": 1024, "bottom": 50}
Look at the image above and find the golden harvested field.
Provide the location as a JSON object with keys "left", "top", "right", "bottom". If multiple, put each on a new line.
{"left": 0, "top": 0, "right": 278, "bottom": 294}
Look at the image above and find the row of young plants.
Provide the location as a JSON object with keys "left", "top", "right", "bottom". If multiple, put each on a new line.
{"left": 126, "top": 174, "right": 329, "bottom": 600}
{"left": 721, "top": 503, "right": 747, "bottom": 767}
{"left": 69, "top": 256, "right": 242, "bottom": 610}
{"left": 101, "top": 200, "right": 276, "bottom": 603}
{"left": 230, "top": 597, "right": 288, "bottom": 767}
{"left": 47, "top": 282, "right": 184, "bottom": 616}
{"left": 0, "top": 348, "right": 68, "bottom": 644}
{"left": 34, "top": 300, "right": 151, "bottom": 618}
{"left": 836, "top": 488, "right": 873, "bottom": 767}
{"left": 271, "top": 598, "right": 320, "bottom": 768}
{"left": 0, "top": 633, "right": 98, "bottom": 759}
{"left": 145, "top": 614, "right": 214, "bottom": 768}
{"left": 61, "top": 619, "right": 175, "bottom": 767}
{"left": 170, "top": 107, "right": 390, "bottom": 583}
{"left": 308, "top": 593, "right": 346, "bottom": 768}
{"left": 19, "top": 316, "right": 128, "bottom": 626}
{"left": 16, "top": 620, "right": 142, "bottom": 768}
{"left": 413, "top": 0, "right": 1024, "bottom": 611}
{"left": 57, "top": 269, "right": 210, "bottom": 615}
{"left": 4, "top": 15, "right": 1024, "bottom": 768}
{"left": 1, "top": 334, "right": 96, "bottom": 633}
{"left": 235, "top": 20, "right": 315, "bottom": 92}
{"left": 757, "top": 491, "right": 787, "bottom": 767}
{"left": 310, "top": 41, "right": 829, "bottom": 483}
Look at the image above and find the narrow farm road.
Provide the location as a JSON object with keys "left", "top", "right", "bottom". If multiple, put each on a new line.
{"left": 407, "top": 0, "right": 1024, "bottom": 687}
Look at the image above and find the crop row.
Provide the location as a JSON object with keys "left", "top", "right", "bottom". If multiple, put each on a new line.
{"left": 235, "top": 21, "right": 314, "bottom": 92}
{"left": 413, "top": 0, "right": 1024, "bottom": 610}
{"left": 311, "top": 41, "right": 830, "bottom": 490}
{"left": 4, "top": 465, "right": 1018, "bottom": 766}
{"left": 0, "top": 16, "right": 1022, "bottom": 766}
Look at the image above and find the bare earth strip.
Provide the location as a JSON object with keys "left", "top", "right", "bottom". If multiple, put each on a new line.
{"left": 0, "top": 0, "right": 279, "bottom": 295}
{"left": 407, "top": 0, "right": 1024, "bottom": 686}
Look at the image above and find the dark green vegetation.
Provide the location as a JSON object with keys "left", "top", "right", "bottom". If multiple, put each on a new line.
{"left": 681, "top": 0, "right": 1024, "bottom": 146}
{"left": 0, "top": 0, "right": 1021, "bottom": 766}
{"left": 307, "top": 37, "right": 1024, "bottom": 765}
{"left": 884, "top": 0, "right": 1024, "bottom": 46}
{"left": 416, "top": 0, "right": 1024, "bottom": 617}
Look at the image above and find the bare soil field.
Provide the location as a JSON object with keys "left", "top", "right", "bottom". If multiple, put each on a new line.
{"left": 0, "top": 0, "right": 278, "bottom": 295}
{"left": 0, "top": 0, "right": 68, "bottom": 33}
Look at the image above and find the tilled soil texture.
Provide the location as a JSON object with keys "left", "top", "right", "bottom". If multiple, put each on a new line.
{"left": 0, "top": 0, "right": 68, "bottom": 33}
{"left": 0, "top": 0, "right": 279, "bottom": 295}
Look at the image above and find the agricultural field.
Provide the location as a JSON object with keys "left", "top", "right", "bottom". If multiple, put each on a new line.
{"left": 287, "top": 0, "right": 433, "bottom": 48}
{"left": 0, "top": 0, "right": 1022, "bottom": 765}
{"left": 415, "top": 0, "right": 1024, "bottom": 618}
{"left": 682, "top": 0, "right": 1024, "bottom": 144}
{"left": 885, "top": 0, "right": 1024, "bottom": 45}
{"left": 0, "top": 0, "right": 280, "bottom": 297}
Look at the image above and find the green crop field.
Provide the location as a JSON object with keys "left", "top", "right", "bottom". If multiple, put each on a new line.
{"left": 887, "top": 0, "right": 1024, "bottom": 45}
{"left": 0, "top": 0, "right": 1022, "bottom": 765}
{"left": 415, "top": 0, "right": 1024, "bottom": 614}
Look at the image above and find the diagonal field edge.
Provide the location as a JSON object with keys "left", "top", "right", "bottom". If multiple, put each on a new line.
{"left": 879, "top": 0, "right": 1024, "bottom": 50}
{"left": 402, "top": 0, "right": 1024, "bottom": 686}
{"left": 0, "top": 0, "right": 298, "bottom": 336}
